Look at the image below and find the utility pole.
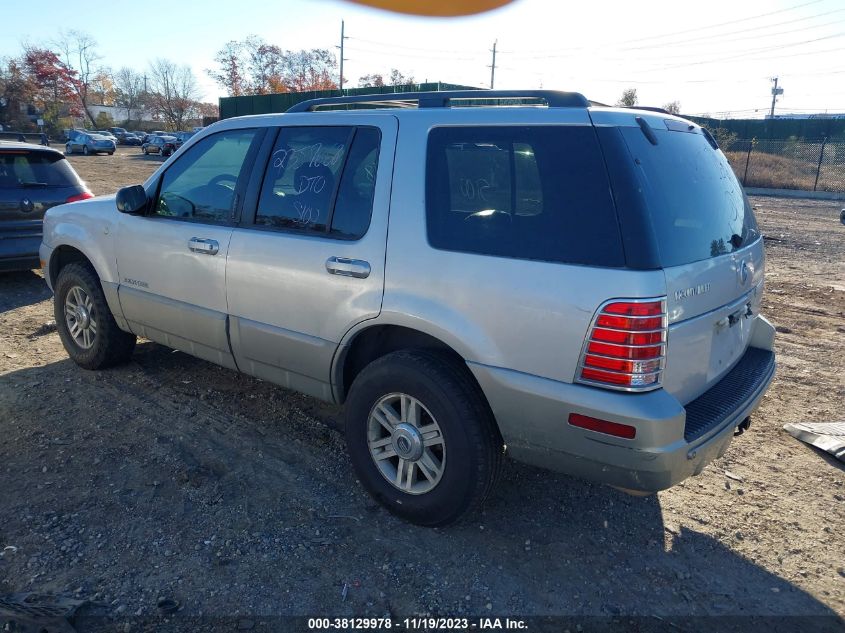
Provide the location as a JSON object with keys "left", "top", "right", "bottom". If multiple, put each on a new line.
{"left": 338, "top": 20, "right": 349, "bottom": 94}
{"left": 489, "top": 40, "right": 497, "bottom": 89}
{"left": 770, "top": 76, "right": 783, "bottom": 119}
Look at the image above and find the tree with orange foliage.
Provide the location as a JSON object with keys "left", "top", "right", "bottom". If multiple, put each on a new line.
{"left": 207, "top": 37, "right": 338, "bottom": 96}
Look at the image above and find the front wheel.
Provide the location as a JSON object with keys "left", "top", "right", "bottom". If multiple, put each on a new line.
{"left": 82, "top": 145, "right": 89, "bottom": 156}
{"left": 65, "top": 144, "right": 73, "bottom": 155}
{"left": 345, "top": 350, "right": 503, "bottom": 526}
{"left": 54, "top": 262, "right": 136, "bottom": 370}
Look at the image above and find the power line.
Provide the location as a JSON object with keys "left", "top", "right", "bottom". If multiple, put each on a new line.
{"left": 634, "top": 35, "right": 844, "bottom": 73}
{"left": 346, "top": 36, "right": 480, "bottom": 56}
{"left": 509, "top": 17, "right": 845, "bottom": 62}
{"left": 344, "top": 44, "right": 482, "bottom": 61}
{"left": 621, "top": 7, "right": 845, "bottom": 50}
{"left": 618, "top": 0, "right": 823, "bottom": 45}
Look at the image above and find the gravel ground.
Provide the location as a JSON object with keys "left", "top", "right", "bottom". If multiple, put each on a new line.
{"left": 0, "top": 148, "right": 843, "bottom": 631}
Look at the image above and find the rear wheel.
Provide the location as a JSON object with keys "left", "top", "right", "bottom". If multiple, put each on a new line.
{"left": 54, "top": 262, "right": 136, "bottom": 370}
{"left": 82, "top": 145, "right": 89, "bottom": 156}
{"left": 345, "top": 350, "right": 503, "bottom": 526}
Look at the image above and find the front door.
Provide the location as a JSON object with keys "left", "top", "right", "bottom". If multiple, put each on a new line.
{"left": 115, "top": 127, "right": 263, "bottom": 368}
{"left": 226, "top": 117, "right": 398, "bottom": 400}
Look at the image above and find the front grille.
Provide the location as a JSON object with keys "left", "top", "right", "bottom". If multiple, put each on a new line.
{"left": 683, "top": 347, "right": 775, "bottom": 442}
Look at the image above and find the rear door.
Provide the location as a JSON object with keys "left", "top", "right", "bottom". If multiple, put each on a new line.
{"left": 612, "top": 117, "right": 764, "bottom": 403}
{"left": 226, "top": 117, "right": 397, "bottom": 401}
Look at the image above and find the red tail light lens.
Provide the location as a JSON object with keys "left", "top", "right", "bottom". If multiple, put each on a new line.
{"left": 578, "top": 298, "right": 666, "bottom": 391}
{"left": 66, "top": 191, "right": 94, "bottom": 203}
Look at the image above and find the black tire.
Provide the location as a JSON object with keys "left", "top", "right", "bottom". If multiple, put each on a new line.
{"left": 65, "top": 144, "right": 72, "bottom": 155}
{"left": 82, "top": 145, "right": 89, "bottom": 156}
{"left": 108, "top": 152, "right": 114, "bottom": 156}
{"left": 54, "top": 262, "right": 136, "bottom": 370}
{"left": 345, "top": 350, "right": 503, "bottom": 526}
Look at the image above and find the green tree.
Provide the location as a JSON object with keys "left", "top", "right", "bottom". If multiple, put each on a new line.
{"left": 95, "top": 110, "right": 113, "bottom": 128}
{"left": 662, "top": 100, "right": 681, "bottom": 115}
{"left": 616, "top": 88, "right": 637, "bottom": 107}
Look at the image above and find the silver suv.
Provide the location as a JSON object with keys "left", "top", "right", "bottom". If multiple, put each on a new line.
{"left": 40, "top": 90, "right": 776, "bottom": 526}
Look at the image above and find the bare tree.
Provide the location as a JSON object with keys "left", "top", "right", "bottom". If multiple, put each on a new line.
{"left": 208, "top": 36, "right": 337, "bottom": 95}
{"left": 148, "top": 58, "right": 200, "bottom": 130}
{"left": 207, "top": 40, "right": 247, "bottom": 97}
{"left": 358, "top": 73, "right": 385, "bottom": 88}
{"left": 114, "top": 67, "right": 146, "bottom": 125}
{"left": 283, "top": 49, "right": 337, "bottom": 92}
{"left": 359, "top": 69, "right": 414, "bottom": 88}
{"left": 616, "top": 87, "right": 638, "bottom": 108}
{"left": 54, "top": 30, "right": 102, "bottom": 126}
{"left": 246, "top": 36, "right": 285, "bottom": 94}
{"left": 388, "top": 68, "right": 415, "bottom": 86}
{"left": 662, "top": 100, "right": 681, "bottom": 115}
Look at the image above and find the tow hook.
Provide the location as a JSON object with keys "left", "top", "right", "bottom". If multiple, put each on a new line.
{"left": 735, "top": 416, "right": 752, "bottom": 436}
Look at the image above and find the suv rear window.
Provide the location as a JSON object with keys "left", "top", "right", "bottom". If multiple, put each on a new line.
{"left": 619, "top": 125, "right": 760, "bottom": 267}
{"left": 426, "top": 126, "right": 624, "bottom": 267}
{"left": 0, "top": 152, "right": 79, "bottom": 188}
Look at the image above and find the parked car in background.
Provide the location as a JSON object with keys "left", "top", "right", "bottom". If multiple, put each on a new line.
{"left": 172, "top": 131, "right": 195, "bottom": 148}
{"left": 62, "top": 129, "right": 87, "bottom": 144}
{"left": 95, "top": 130, "right": 119, "bottom": 144}
{"left": 65, "top": 132, "right": 116, "bottom": 156}
{"left": 108, "top": 127, "right": 128, "bottom": 138}
{"left": 121, "top": 133, "right": 143, "bottom": 146}
{"left": 0, "top": 131, "right": 49, "bottom": 146}
{"left": 1, "top": 142, "right": 91, "bottom": 271}
{"left": 141, "top": 135, "right": 177, "bottom": 157}
{"left": 39, "top": 90, "right": 776, "bottom": 525}
{"left": 130, "top": 131, "right": 148, "bottom": 143}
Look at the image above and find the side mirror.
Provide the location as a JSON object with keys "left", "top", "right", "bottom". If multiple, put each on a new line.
{"left": 116, "top": 184, "right": 149, "bottom": 215}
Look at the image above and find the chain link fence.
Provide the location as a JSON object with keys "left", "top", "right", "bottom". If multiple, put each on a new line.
{"left": 723, "top": 138, "right": 845, "bottom": 193}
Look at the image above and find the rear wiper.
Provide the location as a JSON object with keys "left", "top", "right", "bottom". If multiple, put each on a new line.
{"left": 20, "top": 181, "right": 48, "bottom": 188}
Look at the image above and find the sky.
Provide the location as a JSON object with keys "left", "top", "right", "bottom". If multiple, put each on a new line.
{"left": 2, "top": 0, "right": 844, "bottom": 118}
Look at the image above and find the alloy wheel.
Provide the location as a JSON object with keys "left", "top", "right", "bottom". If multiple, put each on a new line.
{"left": 366, "top": 392, "right": 446, "bottom": 495}
{"left": 64, "top": 285, "right": 98, "bottom": 349}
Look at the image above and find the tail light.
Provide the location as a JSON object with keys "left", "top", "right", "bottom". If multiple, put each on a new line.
{"left": 66, "top": 191, "right": 94, "bottom": 203}
{"left": 577, "top": 298, "right": 667, "bottom": 391}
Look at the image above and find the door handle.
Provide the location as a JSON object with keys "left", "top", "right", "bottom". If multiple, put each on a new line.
{"left": 188, "top": 237, "right": 219, "bottom": 255}
{"left": 326, "top": 256, "right": 371, "bottom": 279}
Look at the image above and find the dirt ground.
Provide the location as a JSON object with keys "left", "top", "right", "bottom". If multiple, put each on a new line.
{"left": 0, "top": 147, "right": 843, "bottom": 631}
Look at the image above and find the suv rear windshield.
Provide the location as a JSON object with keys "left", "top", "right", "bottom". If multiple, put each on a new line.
{"left": 0, "top": 151, "right": 79, "bottom": 188}
{"left": 426, "top": 125, "right": 625, "bottom": 267}
{"left": 619, "top": 125, "right": 760, "bottom": 267}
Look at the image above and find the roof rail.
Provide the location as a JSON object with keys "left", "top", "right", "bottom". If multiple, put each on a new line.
{"left": 627, "top": 106, "right": 672, "bottom": 115}
{"left": 286, "top": 89, "right": 591, "bottom": 112}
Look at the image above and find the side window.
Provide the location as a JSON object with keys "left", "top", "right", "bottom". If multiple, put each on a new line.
{"left": 425, "top": 126, "right": 625, "bottom": 267}
{"left": 155, "top": 129, "right": 258, "bottom": 223}
{"left": 330, "top": 127, "right": 381, "bottom": 239}
{"left": 256, "top": 127, "right": 352, "bottom": 232}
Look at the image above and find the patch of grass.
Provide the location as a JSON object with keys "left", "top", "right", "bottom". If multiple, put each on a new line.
{"left": 725, "top": 150, "right": 844, "bottom": 193}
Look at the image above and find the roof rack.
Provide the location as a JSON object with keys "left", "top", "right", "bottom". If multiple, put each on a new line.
{"left": 286, "top": 89, "right": 591, "bottom": 112}
{"left": 626, "top": 106, "right": 672, "bottom": 115}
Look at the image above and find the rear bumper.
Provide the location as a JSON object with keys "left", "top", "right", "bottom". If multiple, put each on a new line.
{"left": 0, "top": 224, "right": 42, "bottom": 272}
{"left": 469, "top": 316, "right": 777, "bottom": 492}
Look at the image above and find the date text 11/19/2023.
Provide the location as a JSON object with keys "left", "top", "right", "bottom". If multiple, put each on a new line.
{"left": 307, "top": 617, "right": 529, "bottom": 630}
